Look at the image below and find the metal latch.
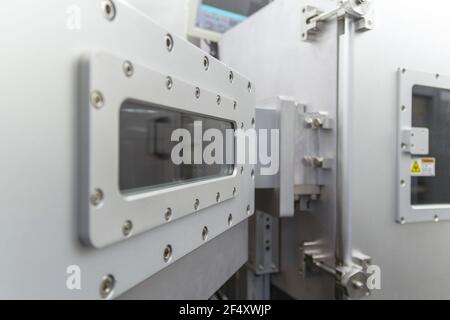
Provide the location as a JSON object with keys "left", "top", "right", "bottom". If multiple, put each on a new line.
{"left": 301, "top": 0, "right": 374, "bottom": 41}
{"left": 300, "top": 241, "right": 372, "bottom": 299}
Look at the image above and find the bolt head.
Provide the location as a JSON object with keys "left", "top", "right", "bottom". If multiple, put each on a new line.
{"left": 122, "top": 61, "right": 134, "bottom": 77}
{"left": 163, "top": 245, "right": 173, "bottom": 263}
{"left": 90, "top": 189, "right": 104, "bottom": 206}
{"left": 166, "top": 76, "right": 173, "bottom": 90}
{"left": 100, "top": 275, "right": 115, "bottom": 299}
{"left": 90, "top": 91, "right": 104, "bottom": 109}
{"left": 194, "top": 199, "right": 200, "bottom": 210}
{"left": 101, "top": 0, "right": 116, "bottom": 21}
{"left": 122, "top": 220, "right": 133, "bottom": 237}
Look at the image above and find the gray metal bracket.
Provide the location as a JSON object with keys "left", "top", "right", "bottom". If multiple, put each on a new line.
{"left": 301, "top": 0, "right": 374, "bottom": 41}
{"left": 304, "top": 111, "right": 333, "bottom": 130}
{"left": 248, "top": 211, "right": 279, "bottom": 275}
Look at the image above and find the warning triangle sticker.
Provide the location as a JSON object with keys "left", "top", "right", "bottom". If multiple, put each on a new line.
{"left": 411, "top": 160, "right": 422, "bottom": 174}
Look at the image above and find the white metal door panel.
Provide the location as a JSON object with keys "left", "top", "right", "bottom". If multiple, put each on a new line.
{"left": 352, "top": 0, "right": 450, "bottom": 299}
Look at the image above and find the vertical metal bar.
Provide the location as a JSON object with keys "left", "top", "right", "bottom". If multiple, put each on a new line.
{"left": 336, "top": 16, "right": 354, "bottom": 267}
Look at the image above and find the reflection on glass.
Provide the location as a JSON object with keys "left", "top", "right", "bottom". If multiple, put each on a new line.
{"left": 411, "top": 85, "right": 450, "bottom": 205}
{"left": 119, "top": 100, "right": 234, "bottom": 193}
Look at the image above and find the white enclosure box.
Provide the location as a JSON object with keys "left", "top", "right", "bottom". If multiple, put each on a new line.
{"left": 0, "top": 0, "right": 254, "bottom": 299}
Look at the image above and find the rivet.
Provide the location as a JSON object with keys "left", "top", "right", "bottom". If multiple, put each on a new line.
{"left": 240, "top": 166, "right": 244, "bottom": 175}
{"left": 195, "top": 87, "right": 201, "bottom": 99}
{"left": 229, "top": 71, "right": 234, "bottom": 83}
{"left": 232, "top": 187, "right": 237, "bottom": 197}
{"left": 434, "top": 215, "right": 440, "bottom": 222}
{"left": 247, "top": 205, "right": 251, "bottom": 215}
{"left": 217, "top": 95, "right": 221, "bottom": 106}
{"left": 233, "top": 101, "right": 237, "bottom": 110}
{"left": 216, "top": 192, "right": 221, "bottom": 203}
{"left": 247, "top": 81, "right": 252, "bottom": 92}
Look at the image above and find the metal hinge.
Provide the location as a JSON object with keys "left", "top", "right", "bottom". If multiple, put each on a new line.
{"left": 301, "top": 0, "right": 374, "bottom": 41}
{"left": 300, "top": 241, "right": 372, "bottom": 299}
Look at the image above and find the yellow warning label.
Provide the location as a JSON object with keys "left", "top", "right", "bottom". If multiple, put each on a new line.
{"left": 411, "top": 160, "right": 422, "bottom": 174}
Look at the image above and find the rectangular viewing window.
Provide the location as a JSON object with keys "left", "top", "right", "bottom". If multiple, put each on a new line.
{"left": 119, "top": 100, "right": 235, "bottom": 193}
{"left": 411, "top": 85, "right": 450, "bottom": 205}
